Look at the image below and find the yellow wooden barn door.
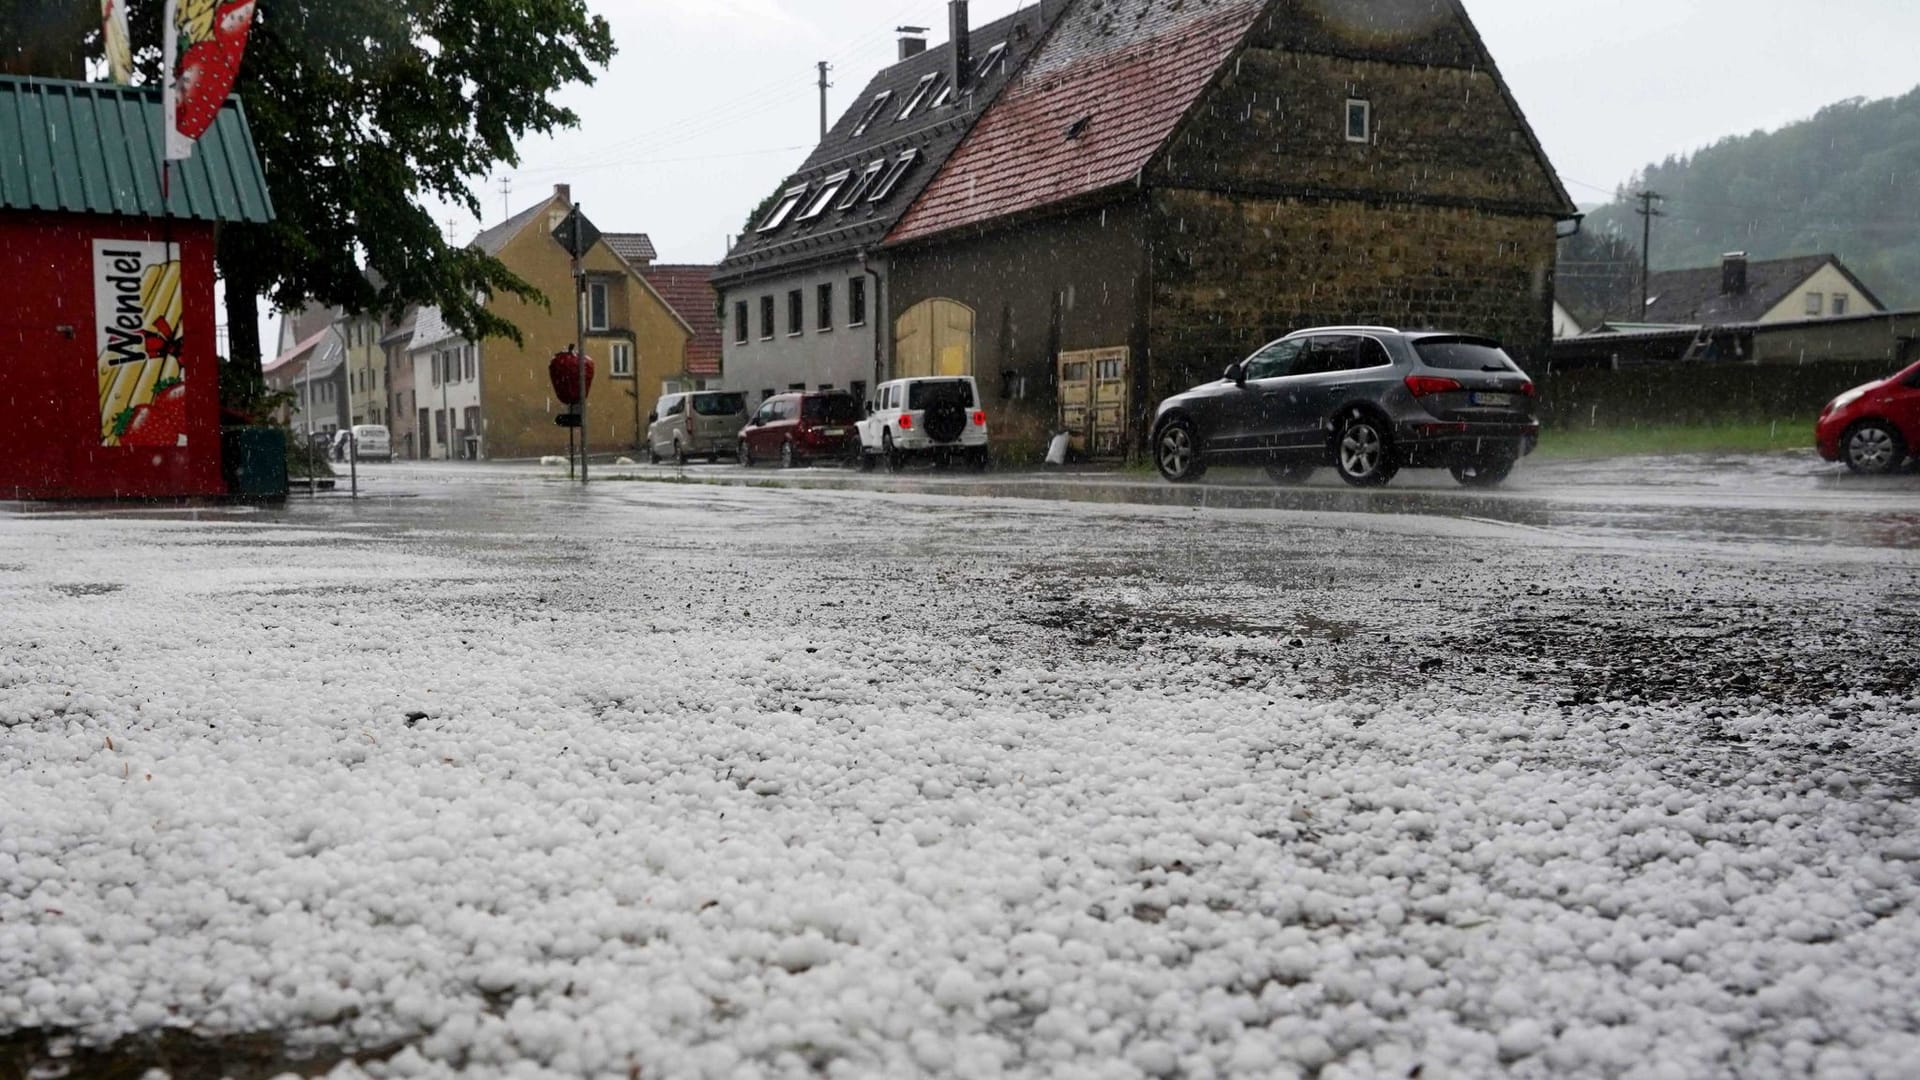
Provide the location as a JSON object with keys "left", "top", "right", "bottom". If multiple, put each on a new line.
{"left": 895, "top": 299, "right": 975, "bottom": 379}
{"left": 1057, "top": 347, "right": 1130, "bottom": 457}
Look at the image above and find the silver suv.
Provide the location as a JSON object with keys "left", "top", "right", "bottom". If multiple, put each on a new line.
{"left": 648, "top": 390, "right": 749, "bottom": 464}
{"left": 1151, "top": 328, "right": 1540, "bottom": 488}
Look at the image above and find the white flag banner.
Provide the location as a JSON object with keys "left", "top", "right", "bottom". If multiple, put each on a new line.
{"left": 102, "top": 0, "right": 132, "bottom": 85}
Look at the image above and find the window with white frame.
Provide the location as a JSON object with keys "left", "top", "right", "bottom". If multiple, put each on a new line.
{"left": 611, "top": 341, "right": 633, "bottom": 377}
{"left": 929, "top": 75, "right": 955, "bottom": 110}
{"left": 897, "top": 73, "right": 937, "bottom": 121}
{"left": 463, "top": 345, "right": 475, "bottom": 381}
{"left": 1832, "top": 293, "right": 1849, "bottom": 316}
{"left": 798, "top": 171, "right": 850, "bottom": 221}
{"left": 869, "top": 150, "right": 920, "bottom": 202}
{"left": 850, "top": 92, "right": 892, "bottom": 138}
{"left": 1806, "top": 292, "right": 1824, "bottom": 316}
{"left": 757, "top": 185, "right": 809, "bottom": 232}
{"left": 837, "top": 160, "right": 886, "bottom": 211}
{"left": 1346, "top": 99, "right": 1372, "bottom": 143}
{"left": 734, "top": 301, "right": 749, "bottom": 345}
{"left": 588, "top": 282, "right": 610, "bottom": 331}
{"left": 975, "top": 42, "right": 1008, "bottom": 80}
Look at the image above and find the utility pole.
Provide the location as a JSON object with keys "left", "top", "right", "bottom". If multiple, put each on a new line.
{"left": 1635, "top": 190, "right": 1665, "bottom": 317}
{"left": 498, "top": 176, "right": 513, "bottom": 222}
{"left": 817, "top": 62, "right": 833, "bottom": 141}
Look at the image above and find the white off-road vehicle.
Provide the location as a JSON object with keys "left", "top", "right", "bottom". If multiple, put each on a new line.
{"left": 858, "top": 376, "right": 991, "bottom": 472}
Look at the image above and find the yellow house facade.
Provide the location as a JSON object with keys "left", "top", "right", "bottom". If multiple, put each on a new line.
{"left": 476, "top": 186, "right": 695, "bottom": 460}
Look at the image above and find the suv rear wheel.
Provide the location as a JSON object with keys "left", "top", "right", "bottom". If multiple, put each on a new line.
{"left": 1334, "top": 412, "right": 1398, "bottom": 488}
{"left": 1156, "top": 418, "right": 1207, "bottom": 483}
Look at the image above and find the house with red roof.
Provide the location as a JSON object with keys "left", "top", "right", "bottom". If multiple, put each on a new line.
{"left": 640, "top": 264, "right": 725, "bottom": 388}
{"left": 883, "top": 0, "right": 1579, "bottom": 457}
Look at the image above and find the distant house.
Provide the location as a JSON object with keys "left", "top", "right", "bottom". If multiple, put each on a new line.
{"left": 1641, "top": 253, "right": 1885, "bottom": 326}
{"left": 276, "top": 301, "right": 387, "bottom": 428}
{"left": 711, "top": 2, "right": 1063, "bottom": 404}
{"left": 382, "top": 309, "right": 420, "bottom": 458}
{"left": 263, "top": 329, "right": 347, "bottom": 437}
{"left": 406, "top": 306, "right": 479, "bottom": 460}
{"left": 882, "top": 0, "right": 1577, "bottom": 455}
{"left": 639, "top": 264, "right": 726, "bottom": 397}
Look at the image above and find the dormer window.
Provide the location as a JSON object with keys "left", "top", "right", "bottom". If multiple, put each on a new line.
{"left": 897, "top": 74, "right": 938, "bottom": 121}
{"left": 798, "top": 171, "right": 851, "bottom": 221}
{"left": 1346, "top": 99, "right": 1372, "bottom": 143}
{"left": 851, "top": 92, "right": 892, "bottom": 138}
{"left": 869, "top": 150, "right": 920, "bottom": 203}
{"left": 836, "top": 160, "right": 886, "bottom": 211}
{"left": 757, "top": 184, "right": 809, "bottom": 232}
{"left": 975, "top": 42, "right": 1008, "bottom": 80}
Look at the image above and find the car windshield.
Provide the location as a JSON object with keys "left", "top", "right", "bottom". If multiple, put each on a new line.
{"left": 1415, "top": 339, "right": 1520, "bottom": 372}
{"left": 907, "top": 380, "right": 974, "bottom": 410}
{"left": 802, "top": 395, "right": 860, "bottom": 423}
{"left": 692, "top": 393, "right": 746, "bottom": 416}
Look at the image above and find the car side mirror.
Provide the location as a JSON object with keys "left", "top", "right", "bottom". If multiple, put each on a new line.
{"left": 1226, "top": 362, "right": 1246, "bottom": 388}
{"left": 647, "top": 412, "right": 658, "bottom": 423}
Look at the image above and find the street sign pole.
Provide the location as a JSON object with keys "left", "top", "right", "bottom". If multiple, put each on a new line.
{"left": 552, "top": 203, "right": 601, "bottom": 486}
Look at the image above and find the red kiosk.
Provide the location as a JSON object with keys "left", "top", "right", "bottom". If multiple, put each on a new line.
{"left": 0, "top": 74, "right": 274, "bottom": 500}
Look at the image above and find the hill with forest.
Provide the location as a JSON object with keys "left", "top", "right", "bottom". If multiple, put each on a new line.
{"left": 1570, "top": 86, "right": 1920, "bottom": 313}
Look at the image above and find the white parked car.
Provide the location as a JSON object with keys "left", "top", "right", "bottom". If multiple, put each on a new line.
{"left": 857, "top": 376, "right": 990, "bottom": 471}
{"left": 350, "top": 424, "right": 392, "bottom": 462}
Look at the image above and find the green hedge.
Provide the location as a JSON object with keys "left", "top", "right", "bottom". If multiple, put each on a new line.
{"left": 1532, "top": 361, "right": 1889, "bottom": 429}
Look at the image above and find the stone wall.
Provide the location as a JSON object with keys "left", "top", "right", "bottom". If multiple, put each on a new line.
{"left": 1146, "top": 188, "right": 1558, "bottom": 402}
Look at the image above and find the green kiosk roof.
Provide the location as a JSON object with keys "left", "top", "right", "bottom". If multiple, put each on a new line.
{"left": 0, "top": 73, "right": 274, "bottom": 225}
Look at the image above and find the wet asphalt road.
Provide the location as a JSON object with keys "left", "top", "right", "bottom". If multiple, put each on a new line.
{"left": 4, "top": 451, "right": 1919, "bottom": 1077}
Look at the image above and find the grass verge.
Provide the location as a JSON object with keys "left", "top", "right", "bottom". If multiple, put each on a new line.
{"left": 1534, "top": 419, "right": 1814, "bottom": 461}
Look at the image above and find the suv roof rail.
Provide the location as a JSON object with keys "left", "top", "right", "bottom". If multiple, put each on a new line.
{"left": 1287, "top": 325, "right": 1401, "bottom": 336}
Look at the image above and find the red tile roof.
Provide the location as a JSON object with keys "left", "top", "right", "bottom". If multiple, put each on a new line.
{"left": 643, "top": 265, "right": 723, "bottom": 377}
{"left": 889, "top": 0, "right": 1262, "bottom": 246}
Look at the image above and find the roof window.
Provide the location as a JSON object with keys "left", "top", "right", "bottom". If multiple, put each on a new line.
{"left": 897, "top": 73, "right": 938, "bottom": 121}
{"left": 869, "top": 150, "right": 920, "bottom": 203}
{"left": 975, "top": 42, "right": 1007, "bottom": 80}
{"left": 797, "top": 171, "right": 851, "bottom": 222}
{"left": 929, "top": 75, "right": 955, "bottom": 110}
{"left": 851, "top": 92, "right": 892, "bottom": 138}
{"left": 1065, "top": 116, "right": 1092, "bottom": 141}
{"left": 836, "top": 160, "right": 886, "bottom": 211}
{"left": 757, "top": 184, "right": 808, "bottom": 232}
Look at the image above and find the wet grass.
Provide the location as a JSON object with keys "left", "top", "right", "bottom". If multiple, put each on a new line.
{"left": 1535, "top": 418, "right": 1813, "bottom": 460}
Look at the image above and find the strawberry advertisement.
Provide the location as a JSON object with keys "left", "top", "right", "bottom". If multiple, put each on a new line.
{"left": 163, "top": 0, "right": 257, "bottom": 161}
{"left": 94, "top": 240, "right": 188, "bottom": 448}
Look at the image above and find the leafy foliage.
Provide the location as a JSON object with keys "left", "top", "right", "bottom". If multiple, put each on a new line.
{"left": 1581, "top": 87, "right": 1920, "bottom": 309}
{"left": 11, "top": 0, "right": 615, "bottom": 365}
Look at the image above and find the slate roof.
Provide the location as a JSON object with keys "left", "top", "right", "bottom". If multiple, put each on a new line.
{"left": 408, "top": 306, "right": 464, "bottom": 353}
{"left": 712, "top": 1, "right": 1065, "bottom": 287}
{"left": 890, "top": 0, "right": 1265, "bottom": 246}
{"left": 0, "top": 74, "right": 273, "bottom": 224}
{"left": 605, "top": 233, "right": 657, "bottom": 266}
{"left": 472, "top": 197, "right": 554, "bottom": 257}
{"left": 1643, "top": 255, "right": 1885, "bottom": 325}
{"left": 642, "top": 265, "right": 724, "bottom": 377}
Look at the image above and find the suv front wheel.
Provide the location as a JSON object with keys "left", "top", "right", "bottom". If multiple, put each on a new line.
{"left": 1155, "top": 418, "right": 1207, "bottom": 483}
{"left": 1334, "top": 412, "right": 1398, "bottom": 488}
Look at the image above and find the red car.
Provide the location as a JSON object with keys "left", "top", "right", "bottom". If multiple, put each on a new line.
{"left": 738, "top": 391, "right": 862, "bottom": 468}
{"left": 1816, "top": 359, "right": 1920, "bottom": 474}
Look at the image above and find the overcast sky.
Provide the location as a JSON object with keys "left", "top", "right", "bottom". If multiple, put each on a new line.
{"left": 271, "top": 0, "right": 1920, "bottom": 346}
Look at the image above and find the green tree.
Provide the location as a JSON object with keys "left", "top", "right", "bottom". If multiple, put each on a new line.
{"left": 2, "top": 0, "right": 615, "bottom": 369}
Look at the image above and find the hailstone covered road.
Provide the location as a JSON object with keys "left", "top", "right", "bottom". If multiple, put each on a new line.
{"left": 2, "top": 462, "right": 1918, "bottom": 1079}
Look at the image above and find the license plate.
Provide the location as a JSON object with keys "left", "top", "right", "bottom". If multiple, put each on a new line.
{"left": 1472, "top": 392, "right": 1514, "bottom": 407}
{"left": 821, "top": 428, "right": 846, "bottom": 437}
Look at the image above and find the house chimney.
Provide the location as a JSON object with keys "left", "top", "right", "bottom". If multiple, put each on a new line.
{"left": 553, "top": 183, "right": 571, "bottom": 205}
{"left": 898, "top": 33, "right": 927, "bottom": 60}
{"left": 1721, "top": 252, "right": 1748, "bottom": 295}
{"left": 950, "top": 1, "right": 972, "bottom": 95}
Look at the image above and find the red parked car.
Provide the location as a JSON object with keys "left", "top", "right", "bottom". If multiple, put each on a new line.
{"left": 1816, "top": 359, "right": 1920, "bottom": 474}
{"left": 738, "top": 391, "right": 862, "bottom": 468}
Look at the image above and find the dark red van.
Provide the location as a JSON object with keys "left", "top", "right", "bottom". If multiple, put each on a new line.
{"left": 738, "top": 391, "right": 862, "bottom": 468}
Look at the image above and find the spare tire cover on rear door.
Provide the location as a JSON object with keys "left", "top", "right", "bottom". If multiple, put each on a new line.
{"left": 923, "top": 402, "right": 967, "bottom": 443}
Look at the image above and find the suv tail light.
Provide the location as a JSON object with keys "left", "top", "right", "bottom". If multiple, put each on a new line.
{"left": 1518, "top": 381, "right": 1536, "bottom": 398}
{"left": 972, "top": 411, "right": 987, "bottom": 427}
{"left": 1405, "top": 375, "right": 1464, "bottom": 398}
{"left": 898, "top": 414, "right": 912, "bottom": 431}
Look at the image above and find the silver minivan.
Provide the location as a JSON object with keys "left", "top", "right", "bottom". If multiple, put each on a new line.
{"left": 648, "top": 390, "right": 750, "bottom": 464}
